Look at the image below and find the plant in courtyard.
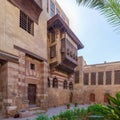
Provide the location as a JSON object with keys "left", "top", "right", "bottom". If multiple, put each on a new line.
{"left": 74, "top": 102, "right": 78, "bottom": 107}
{"left": 87, "top": 104, "right": 108, "bottom": 116}
{"left": 59, "top": 110, "right": 75, "bottom": 120}
{"left": 58, "top": 108, "right": 89, "bottom": 120}
{"left": 36, "top": 92, "right": 120, "bottom": 120}
{"left": 66, "top": 103, "right": 70, "bottom": 109}
{"left": 104, "top": 92, "right": 120, "bottom": 120}
{"left": 50, "top": 115, "right": 59, "bottom": 120}
{"left": 76, "top": 0, "right": 120, "bottom": 33}
{"left": 73, "top": 108, "right": 89, "bottom": 120}
{"left": 87, "top": 92, "right": 120, "bottom": 120}
{"left": 36, "top": 114, "right": 50, "bottom": 120}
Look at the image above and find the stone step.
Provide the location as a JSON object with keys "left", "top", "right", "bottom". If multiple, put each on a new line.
{"left": 29, "top": 107, "right": 41, "bottom": 111}
{"left": 28, "top": 107, "right": 46, "bottom": 115}
{"left": 30, "top": 109, "right": 46, "bottom": 115}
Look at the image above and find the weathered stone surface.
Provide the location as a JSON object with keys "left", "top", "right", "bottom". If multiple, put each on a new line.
{"left": 74, "top": 57, "right": 120, "bottom": 104}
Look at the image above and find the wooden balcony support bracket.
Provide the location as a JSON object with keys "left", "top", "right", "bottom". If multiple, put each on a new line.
{"left": 47, "top": 14, "right": 84, "bottom": 49}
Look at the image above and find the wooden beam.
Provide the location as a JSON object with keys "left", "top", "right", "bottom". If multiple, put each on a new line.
{"left": 8, "top": 0, "right": 42, "bottom": 24}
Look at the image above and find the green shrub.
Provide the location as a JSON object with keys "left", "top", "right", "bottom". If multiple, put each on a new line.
{"left": 36, "top": 114, "right": 50, "bottom": 120}
{"left": 88, "top": 104, "right": 108, "bottom": 116}
{"left": 74, "top": 102, "right": 78, "bottom": 107}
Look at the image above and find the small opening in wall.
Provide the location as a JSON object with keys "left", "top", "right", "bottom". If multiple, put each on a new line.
{"left": 30, "top": 63, "right": 35, "bottom": 70}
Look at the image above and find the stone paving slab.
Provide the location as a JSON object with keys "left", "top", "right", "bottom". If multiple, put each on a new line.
{"left": 3, "top": 104, "right": 89, "bottom": 120}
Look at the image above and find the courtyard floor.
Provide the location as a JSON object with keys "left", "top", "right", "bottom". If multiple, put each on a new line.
{"left": 3, "top": 104, "right": 89, "bottom": 120}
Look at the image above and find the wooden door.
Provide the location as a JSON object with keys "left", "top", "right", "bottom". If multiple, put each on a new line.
{"left": 90, "top": 93, "right": 95, "bottom": 102}
{"left": 28, "top": 84, "right": 36, "bottom": 105}
{"left": 70, "top": 92, "right": 73, "bottom": 103}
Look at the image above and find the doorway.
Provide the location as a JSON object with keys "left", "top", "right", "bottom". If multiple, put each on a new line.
{"left": 90, "top": 93, "right": 95, "bottom": 102}
{"left": 69, "top": 92, "right": 73, "bottom": 103}
{"left": 28, "top": 84, "right": 36, "bottom": 105}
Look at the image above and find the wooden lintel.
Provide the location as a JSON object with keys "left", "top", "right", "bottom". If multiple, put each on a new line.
{"left": 14, "top": 45, "right": 47, "bottom": 62}
{"left": 0, "top": 51, "right": 18, "bottom": 63}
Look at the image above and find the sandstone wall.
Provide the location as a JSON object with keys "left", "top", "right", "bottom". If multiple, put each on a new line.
{"left": 74, "top": 57, "right": 120, "bottom": 104}
{"left": 0, "top": 63, "right": 8, "bottom": 118}
{"left": 0, "top": 0, "right": 47, "bottom": 60}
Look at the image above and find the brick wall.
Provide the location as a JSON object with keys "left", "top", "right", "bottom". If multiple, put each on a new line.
{"left": 0, "top": 63, "right": 8, "bottom": 117}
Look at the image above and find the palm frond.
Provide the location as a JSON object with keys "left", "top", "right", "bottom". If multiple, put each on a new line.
{"left": 76, "top": 0, "right": 120, "bottom": 32}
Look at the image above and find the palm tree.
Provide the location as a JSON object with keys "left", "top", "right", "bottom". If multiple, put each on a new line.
{"left": 76, "top": 0, "right": 120, "bottom": 32}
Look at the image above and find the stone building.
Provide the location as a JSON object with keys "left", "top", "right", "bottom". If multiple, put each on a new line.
{"left": 74, "top": 56, "right": 120, "bottom": 104}
{"left": 0, "top": 0, "right": 84, "bottom": 118}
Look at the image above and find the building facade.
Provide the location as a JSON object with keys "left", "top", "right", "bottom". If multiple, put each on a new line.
{"left": 74, "top": 57, "right": 120, "bottom": 104}
{"left": 0, "top": 0, "right": 83, "bottom": 118}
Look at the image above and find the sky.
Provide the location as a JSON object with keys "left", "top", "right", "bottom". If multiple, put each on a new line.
{"left": 56, "top": 0, "right": 120, "bottom": 65}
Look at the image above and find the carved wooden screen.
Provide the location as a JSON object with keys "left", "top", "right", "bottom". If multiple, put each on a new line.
{"left": 51, "top": 31, "right": 55, "bottom": 43}
{"left": 84, "top": 73, "right": 89, "bottom": 85}
{"left": 50, "top": 45, "right": 56, "bottom": 58}
{"left": 20, "top": 11, "right": 34, "bottom": 35}
{"left": 114, "top": 70, "right": 120, "bottom": 84}
{"left": 91, "top": 72, "right": 96, "bottom": 85}
{"left": 98, "top": 72, "right": 104, "bottom": 85}
{"left": 75, "top": 71, "right": 79, "bottom": 83}
{"left": 106, "top": 71, "right": 112, "bottom": 85}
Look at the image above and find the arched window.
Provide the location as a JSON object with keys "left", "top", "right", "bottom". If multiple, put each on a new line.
{"left": 53, "top": 77, "right": 58, "bottom": 88}
{"left": 48, "top": 77, "right": 50, "bottom": 88}
{"left": 104, "top": 93, "right": 110, "bottom": 103}
{"left": 63, "top": 80, "right": 67, "bottom": 89}
{"left": 90, "top": 93, "right": 95, "bottom": 103}
{"left": 69, "top": 82, "right": 73, "bottom": 90}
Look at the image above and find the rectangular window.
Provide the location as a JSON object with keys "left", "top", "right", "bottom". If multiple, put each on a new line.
{"left": 50, "top": 0, "right": 55, "bottom": 17}
{"left": 98, "top": 72, "right": 104, "bottom": 85}
{"left": 84, "top": 73, "right": 89, "bottom": 85}
{"left": 75, "top": 71, "right": 79, "bottom": 83}
{"left": 114, "top": 70, "right": 120, "bottom": 84}
{"left": 20, "top": 11, "right": 34, "bottom": 35}
{"left": 91, "top": 72, "right": 96, "bottom": 85}
{"left": 106, "top": 71, "right": 112, "bottom": 85}
{"left": 50, "top": 45, "right": 56, "bottom": 58}
{"left": 30, "top": 63, "right": 35, "bottom": 70}
{"left": 47, "top": 0, "right": 49, "bottom": 13}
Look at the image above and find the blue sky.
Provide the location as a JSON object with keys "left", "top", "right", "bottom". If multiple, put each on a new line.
{"left": 56, "top": 0, "right": 120, "bottom": 65}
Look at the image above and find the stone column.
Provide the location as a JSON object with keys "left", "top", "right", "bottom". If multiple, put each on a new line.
{"left": 39, "top": 61, "right": 48, "bottom": 110}
{"left": 103, "top": 71, "right": 106, "bottom": 85}
{"left": 17, "top": 51, "right": 28, "bottom": 109}
{"left": 0, "top": 63, "right": 7, "bottom": 117}
{"left": 112, "top": 70, "right": 114, "bottom": 85}
{"left": 96, "top": 72, "right": 98, "bottom": 85}
{"left": 89, "top": 72, "right": 91, "bottom": 85}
